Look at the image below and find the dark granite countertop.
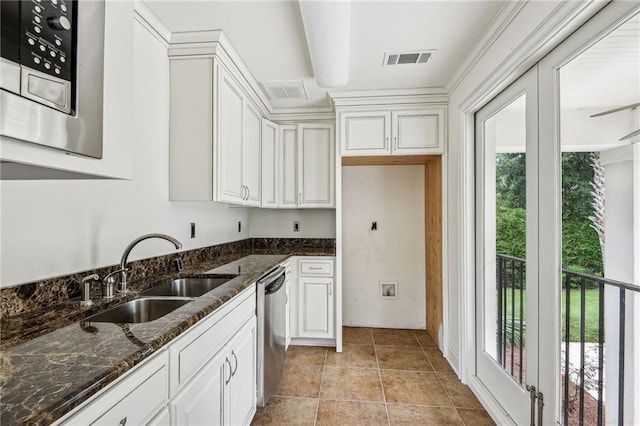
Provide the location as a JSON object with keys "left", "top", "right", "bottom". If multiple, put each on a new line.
{"left": 0, "top": 252, "right": 333, "bottom": 425}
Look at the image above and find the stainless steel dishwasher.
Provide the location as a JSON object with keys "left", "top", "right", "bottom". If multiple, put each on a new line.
{"left": 256, "top": 266, "right": 286, "bottom": 407}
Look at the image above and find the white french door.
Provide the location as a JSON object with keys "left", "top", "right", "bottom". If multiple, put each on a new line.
{"left": 475, "top": 66, "right": 548, "bottom": 426}
{"left": 474, "top": 3, "right": 640, "bottom": 425}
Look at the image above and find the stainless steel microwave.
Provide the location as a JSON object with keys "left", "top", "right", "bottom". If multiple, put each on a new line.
{"left": 0, "top": 0, "right": 105, "bottom": 159}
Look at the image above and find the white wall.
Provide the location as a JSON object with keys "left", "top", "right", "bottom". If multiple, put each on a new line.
{"left": 249, "top": 209, "right": 335, "bottom": 238}
{"left": 342, "top": 165, "right": 426, "bottom": 329}
{"left": 0, "top": 12, "right": 250, "bottom": 288}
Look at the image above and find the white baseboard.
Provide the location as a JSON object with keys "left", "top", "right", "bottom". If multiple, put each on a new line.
{"left": 290, "top": 338, "right": 336, "bottom": 348}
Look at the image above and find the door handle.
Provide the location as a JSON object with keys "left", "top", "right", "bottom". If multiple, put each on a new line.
{"left": 231, "top": 350, "right": 238, "bottom": 376}
{"left": 225, "top": 357, "right": 232, "bottom": 385}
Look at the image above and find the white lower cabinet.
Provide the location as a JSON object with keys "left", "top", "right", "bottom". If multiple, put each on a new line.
{"left": 59, "top": 350, "right": 169, "bottom": 425}
{"left": 170, "top": 317, "right": 256, "bottom": 426}
{"left": 290, "top": 257, "right": 335, "bottom": 343}
{"left": 171, "top": 347, "right": 226, "bottom": 426}
{"left": 298, "top": 277, "right": 335, "bottom": 339}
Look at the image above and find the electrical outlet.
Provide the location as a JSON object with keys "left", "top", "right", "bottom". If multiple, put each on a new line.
{"left": 190, "top": 222, "right": 196, "bottom": 238}
{"left": 293, "top": 221, "right": 300, "bottom": 232}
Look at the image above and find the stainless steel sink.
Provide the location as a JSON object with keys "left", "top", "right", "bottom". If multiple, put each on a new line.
{"left": 141, "top": 276, "right": 236, "bottom": 298}
{"left": 85, "top": 298, "right": 193, "bottom": 323}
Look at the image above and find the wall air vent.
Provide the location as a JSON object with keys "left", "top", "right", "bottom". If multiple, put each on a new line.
{"left": 260, "top": 80, "right": 309, "bottom": 100}
{"left": 383, "top": 51, "right": 432, "bottom": 67}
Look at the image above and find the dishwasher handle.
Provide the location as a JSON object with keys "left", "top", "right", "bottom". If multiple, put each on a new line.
{"left": 259, "top": 266, "right": 286, "bottom": 295}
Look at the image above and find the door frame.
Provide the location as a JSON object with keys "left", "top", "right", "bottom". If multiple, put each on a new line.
{"left": 458, "top": 2, "right": 640, "bottom": 424}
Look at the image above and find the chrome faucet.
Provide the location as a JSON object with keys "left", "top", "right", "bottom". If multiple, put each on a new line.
{"left": 118, "top": 233, "right": 183, "bottom": 293}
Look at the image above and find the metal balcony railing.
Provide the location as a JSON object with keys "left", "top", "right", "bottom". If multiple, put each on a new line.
{"left": 495, "top": 254, "right": 640, "bottom": 426}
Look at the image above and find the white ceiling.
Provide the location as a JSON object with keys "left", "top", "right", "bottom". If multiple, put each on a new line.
{"left": 142, "top": 0, "right": 505, "bottom": 110}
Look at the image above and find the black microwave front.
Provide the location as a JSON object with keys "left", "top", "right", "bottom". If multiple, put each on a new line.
{"left": 1, "top": 0, "right": 76, "bottom": 114}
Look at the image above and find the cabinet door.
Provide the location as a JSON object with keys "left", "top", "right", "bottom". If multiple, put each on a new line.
{"left": 171, "top": 348, "right": 227, "bottom": 426}
{"left": 226, "top": 317, "right": 257, "bottom": 426}
{"left": 261, "top": 118, "right": 279, "bottom": 208}
{"left": 339, "top": 111, "right": 391, "bottom": 156}
{"left": 279, "top": 125, "right": 298, "bottom": 208}
{"left": 216, "top": 66, "right": 245, "bottom": 204}
{"left": 392, "top": 108, "right": 444, "bottom": 154}
{"left": 244, "top": 102, "right": 262, "bottom": 207}
{"left": 169, "top": 57, "right": 214, "bottom": 201}
{"left": 297, "top": 124, "right": 335, "bottom": 208}
{"left": 298, "top": 277, "right": 334, "bottom": 339}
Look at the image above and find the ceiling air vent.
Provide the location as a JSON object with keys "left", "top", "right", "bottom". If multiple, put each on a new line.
{"left": 383, "top": 51, "right": 432, "bottom": 67}
{"left": 260, "top": 80, "right": 309, "bottom": 100}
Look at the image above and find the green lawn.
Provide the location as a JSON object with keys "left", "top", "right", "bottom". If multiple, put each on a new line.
{"left": 503, "top": 289, "right": 599, "bottom": 342}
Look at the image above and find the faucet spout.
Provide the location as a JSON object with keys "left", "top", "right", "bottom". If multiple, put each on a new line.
{"left": 118, "top": 233, "right": 183, "bottom": 293}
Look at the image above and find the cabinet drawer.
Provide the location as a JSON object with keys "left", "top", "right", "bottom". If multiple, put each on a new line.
{"left": 62, "top": 351, "right": 168, "bottom": 426}
{"left": 170, "top": 288, "right": 256, "bottom": 394}
{"left": 299, "top": 259, "right": 334, "bottom": 276}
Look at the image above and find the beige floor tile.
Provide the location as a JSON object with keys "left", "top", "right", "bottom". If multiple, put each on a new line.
{"left": 424, "top": 347, "right": 454, "bottom": 372}
{"left": 376, "top": 345, "right": 434, "bottom": 371}
{"left": 276, "top": 363, "right": 323, "bottom": 398}
{"left": 457, "top": 408, "right": 496, "bottom": 426}
{"left": 381, "top": 369, "right": 453, "bottom": 406}
{"left": 372, "top": 328, "right": 420, "bottom": 347}
{"left": 320, "top": 366, "right": 384, "bottom": 402}
{"left": 316, "top": 400, "right": 388, "bottom": 425}
{"left": 414, "top": 330, "right": 438, "bottom": 347}
{"left": 342, "top": 327, "right": 374, "bottom": 345}
{"left": 437, "top": 373, "right": 484, "bottom": 409}
{"left": 387, "top": 404, "right": 464, "bottom": 425}
{"left": 251, "top": 397, "right": 318, "bottom": 425}
{"left": 285, "top": 346, "right": 327, "bottom": 366}
{"left": 326, "top": 344, "right": 377, "bottom": 368}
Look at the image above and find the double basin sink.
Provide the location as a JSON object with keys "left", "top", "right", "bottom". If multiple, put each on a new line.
{"left": 85, "top": 275, "right": 236, "bottom": 324}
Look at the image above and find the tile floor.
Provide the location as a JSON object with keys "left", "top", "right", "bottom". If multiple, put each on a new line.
{"left": 252, "top": 327, "right": 495, "bottom": 425}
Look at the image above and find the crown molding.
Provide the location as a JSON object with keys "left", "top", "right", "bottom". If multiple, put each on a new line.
{"left": 446, "top": 1, "right": 526, "bottom": 94}
{"left": 133, "top": 0, "right": 171, "bottom": 47}
{"left": 330, "top": 88, "right": 448, "bottom": 108}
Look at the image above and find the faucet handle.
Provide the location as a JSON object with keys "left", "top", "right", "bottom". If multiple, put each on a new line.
{"left": 80, "top": 274, "right": 100, "bottom": 306}
{"left": 103, "top": 268, "right": 127, "bottom": 298}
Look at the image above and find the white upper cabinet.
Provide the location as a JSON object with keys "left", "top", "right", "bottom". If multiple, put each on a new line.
{"left": 339, "top": 106, "right": 446, "bottom": 156}
{"left": 169, "top": 56, "right": 262, "bottom": 206}
{"left": 340, "top": 111, "right": 391, "bottom": 156}
{"left": 297, "top": 124, "right": 335, "bottom": 208}
{"left": 261, "top": 119, "right": 279, "bottom": 208}
{"left": 216, "top": 66, "right": 246, "bottom": 204}
{"left": 279, "top": 125, "right": 298, "bottom": 208}
{"left": 243, "top": 101, "right": 262, "bottom": 207}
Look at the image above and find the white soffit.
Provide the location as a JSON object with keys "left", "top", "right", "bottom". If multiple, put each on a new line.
{"left": 142, "top": 0, "right": 503, "bottom": 110}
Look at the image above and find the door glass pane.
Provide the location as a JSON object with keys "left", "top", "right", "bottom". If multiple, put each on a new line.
{"left": 558, "top": 12, "right": 639, "bottom": 425}
{"left": 483, "top": 94, "right": 527, "bottom": 386}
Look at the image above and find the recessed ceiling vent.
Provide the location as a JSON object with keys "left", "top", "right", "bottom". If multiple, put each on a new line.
{"left": 260, "top": 80, "right": 309, "bottom": 100}
{"left": 383, "top": 51, "right": 432, "bottom": 67}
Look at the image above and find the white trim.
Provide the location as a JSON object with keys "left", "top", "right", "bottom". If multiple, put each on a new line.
{"left": 456, "top": 0, "right": 609, "bottom": 388}
{"left": 467, "top": 375, "right": 516, "bottom": 426}
{"left": 446, "top": 1, "right": 526, "bottom": 94}
{"left": 133, "top": 0, "right": 171, "bottom": 47}
{"left": 446, "top": 343, "right": 459, "bottom": 376}
{"left": 330, "top": 88, "right": 447, "bottom": 108}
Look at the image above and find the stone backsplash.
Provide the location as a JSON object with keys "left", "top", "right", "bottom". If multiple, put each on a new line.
{"left": 0, "top": 238, "right": 335, "bottom": 319}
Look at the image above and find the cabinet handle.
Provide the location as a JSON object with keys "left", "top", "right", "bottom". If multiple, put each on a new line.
{"left": 118, "top": 417, "right": 127, "bottom": 426}
{"left": 329, "top": 284, "right": 332, "bottom": 296}
{"left": 225, "top": 357, "right": 232, "bottom": 385}
{"left": 385, "top": 136, "right": 389, "bottom": 150}
{"left": 394, "top": 136, "right": 398, "bottom": 150}
{"left": 299, "top": 192, "right": 302, "bottom": 203}
{"left": 285, "top": 293, "right": 288, "bottom": 304}
{"left": 246, "top": 186, "right": 250, "bottom": 200}
{"left": 231, "top": 350, "right": 238, "bottom": 376}
{"left": 308, "top": 267, "right": 323, "bottom": 270}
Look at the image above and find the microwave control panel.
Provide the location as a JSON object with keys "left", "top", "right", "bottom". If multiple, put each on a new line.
{"left": 21, "top": 0, "right": 75, "bottom": 81}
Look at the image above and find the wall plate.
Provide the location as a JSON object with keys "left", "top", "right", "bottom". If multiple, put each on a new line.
{"left": 379, "top": 281, "right": 398, "bottom": 299}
